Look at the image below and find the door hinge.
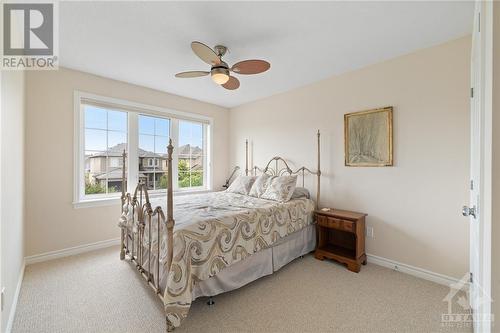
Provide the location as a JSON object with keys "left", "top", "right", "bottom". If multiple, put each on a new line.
{"left": 478, "top": 12, "right": 481, "bottom": 32}
{"left": 470, "top": 180, "right": 474, "bottom": 190}
{"left": 471, "top": 87, "right": 474, "bottom": 98}
{"left": 469, "top": 272, "right": 473, "bottom": 283}
{"left": 1, "top": 287, "right": 4, "bottom": 312}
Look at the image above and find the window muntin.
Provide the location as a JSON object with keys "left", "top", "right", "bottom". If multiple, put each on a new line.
{"left": 138, "top": 115, "right": 170, "bottom": 191}
{"left": 178, "top": 120, "right": 205, "bottom": 188}
{"left": 83, "top": 105, "right": 127, "bottom": 196}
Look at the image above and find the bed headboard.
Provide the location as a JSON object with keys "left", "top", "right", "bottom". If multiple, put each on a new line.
{"left": 244, "top": 131, "right": 321, "bottom": 208}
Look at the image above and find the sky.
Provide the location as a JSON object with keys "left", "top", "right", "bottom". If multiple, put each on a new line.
{"left": 84, "top": 105, "right": 203, "bottom": 154}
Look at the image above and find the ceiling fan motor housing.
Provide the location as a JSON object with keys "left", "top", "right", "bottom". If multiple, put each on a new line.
{"left": 211, "top": 60, "right": 229, "bottom": 77}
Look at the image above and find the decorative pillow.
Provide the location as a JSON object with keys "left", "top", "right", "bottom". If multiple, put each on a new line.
{"left": 226, "top": 175, "right": 256, "bottom": 195}
{"left": 261, "top": 175, "right": 298, "bottom": 202}
{"left": 249, "top": 174, "right": 272, "bottom": 198}
{"left": 291, "top": 187, "right": 310, "bottom": 200}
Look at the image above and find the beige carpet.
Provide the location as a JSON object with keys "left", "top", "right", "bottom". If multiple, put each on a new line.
{"left": 12, "top": 246, "right": 471, "bottom": 333}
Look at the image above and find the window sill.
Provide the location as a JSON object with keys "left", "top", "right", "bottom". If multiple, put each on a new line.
{"left": 73, "top": 188, "right": 214, "bottom": 209}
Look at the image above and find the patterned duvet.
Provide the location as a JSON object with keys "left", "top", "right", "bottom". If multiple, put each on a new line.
{"left": 124, "top": 191, "right": 315, "bottom": 328}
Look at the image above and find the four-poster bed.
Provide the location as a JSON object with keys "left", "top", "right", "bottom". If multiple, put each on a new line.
{"left": 118, "top": 131, "right": 321, "bottom": 332}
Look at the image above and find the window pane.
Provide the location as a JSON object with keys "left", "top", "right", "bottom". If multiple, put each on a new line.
{"left": 139, "top": 115, "right": 155, "bottom": 135}
{"left": 178, "top": 171, "right": 190, "bottom": 188}
{"left": 108, "top": 131, "right": 127, "bottom": 148}
{"left": 85, "top": 151, "right": 106, "bottom": 195}
{"left": 191, "top": 171, "right": 203, "bottom": 187}
{"left": 85, "top": 129, "right": 107, "bottom": 151}
{"left": 157, "top": 172, "right": 168, "bottom": 189}
{"left": 139, "top": 135, "right": 154, "bottom": 154}
{"left": 155, "top": 118, "right": 169, "bottom": 137}
{"left": 107, "top": 180, "right": 121, "bottom": 193}
{"left": 108, "top": 110, "right": 127, "bottom": 132}
{"left": 144, "top": 172, "right": 155, "bottom": 190}
{"left": 84, "top": 106, "right": 106, "bottom": 129}
{"left": 155, "top": 136, "right": 168, "bottom": 154}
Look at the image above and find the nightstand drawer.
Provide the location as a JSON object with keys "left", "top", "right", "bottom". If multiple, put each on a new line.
{"left": 317, "top": 215, "right": 355, "bottom": 233}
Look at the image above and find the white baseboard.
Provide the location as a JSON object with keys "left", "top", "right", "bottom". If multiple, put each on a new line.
{"left": 5, "top": 260, "right": 25, "bottom": 333}
{"left": 25, "top": 238, "right": 120, "bottom": 265}
{"left": 367, "top": 253, "right": 460, "bottom": 286}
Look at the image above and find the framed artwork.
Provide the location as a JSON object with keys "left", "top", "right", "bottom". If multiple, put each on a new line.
{"left": 344, "top": 106, "right": 393, "bottom": 167}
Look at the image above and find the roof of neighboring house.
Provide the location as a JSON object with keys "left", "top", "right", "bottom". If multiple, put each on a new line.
{"left": 88, "top": 143, "right": 202, "bottom": 159}
{"left": 94, "top": 168, "right": 147, "bottom": 180}
{"left": 178, "top": 144, "right": 202, "bottom": 157}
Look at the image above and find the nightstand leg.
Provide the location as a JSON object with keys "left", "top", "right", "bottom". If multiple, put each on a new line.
{"left": 347, "top": 262, "right": 361, "bottom": 273}
{"left": 361, "top": 254, "right": 367, "bottom": 265}
{"left": 314, "top": 251, "right": 325, "bottom": 261}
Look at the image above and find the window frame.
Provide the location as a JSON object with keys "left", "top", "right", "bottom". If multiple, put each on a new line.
{"left": 73, "top": 91, "right": 213, "bottom": 208}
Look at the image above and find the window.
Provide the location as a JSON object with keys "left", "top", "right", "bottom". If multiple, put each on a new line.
{"left": 83, "top": 105, "right": 127, "bottom": 196}
{"left": 75, "top": 92, "right": 211, "bottom": 205}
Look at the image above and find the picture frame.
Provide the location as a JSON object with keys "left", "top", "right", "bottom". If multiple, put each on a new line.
{"left": 344, "top": 106, "right": 393, "bottom": 167}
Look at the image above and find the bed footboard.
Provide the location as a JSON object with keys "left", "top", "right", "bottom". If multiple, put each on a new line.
{"left": 118, "top": 140, "right": 175, "bottom": 315}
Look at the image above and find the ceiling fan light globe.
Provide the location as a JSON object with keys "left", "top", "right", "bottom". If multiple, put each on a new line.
{"left": 212, "top": 73, "right": 229, "bottom": 85}
{"left": 211, "top": 67, "right": 230, "bottom": 85}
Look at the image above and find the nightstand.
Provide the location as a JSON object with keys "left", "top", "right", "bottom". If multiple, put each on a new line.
{"left": 314, "top": 209, "right": 367, "bottom": 273}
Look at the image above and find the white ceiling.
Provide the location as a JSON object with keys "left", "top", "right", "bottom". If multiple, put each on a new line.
{"left": 60, "top": 1, "right": 473, "bottom": 108}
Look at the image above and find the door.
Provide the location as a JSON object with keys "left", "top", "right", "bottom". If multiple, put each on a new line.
{"left": 467, "top": 2, "right": 481, "bottom": 328}
{"left": 466, "top": 2, "right": 493, "bottom": 332}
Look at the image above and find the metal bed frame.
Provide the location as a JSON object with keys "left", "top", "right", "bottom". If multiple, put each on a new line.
{"left": 118, "top": 131, "right": 321, "bottom": 331}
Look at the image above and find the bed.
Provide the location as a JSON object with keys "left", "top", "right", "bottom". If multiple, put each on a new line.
{"left": 118, "top": 131, "right": 321, "bottom": 331}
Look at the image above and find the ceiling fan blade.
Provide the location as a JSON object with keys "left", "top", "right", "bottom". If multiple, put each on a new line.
{"left": 175, "top": 71, "right": 209, "bottom": 78}
{"left": 191, "top": 41, "right": 220, "bottom": 66}
{"left": 222, "top": 76, "right": 240, "bottom": 90}
{"left": 231, "top": 60, "right": 270, "bottom": 75}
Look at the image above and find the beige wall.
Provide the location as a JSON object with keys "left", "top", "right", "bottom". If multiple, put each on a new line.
{"left": 491, "top": 1, "right": 500, "bottom": 330}
{"left": 1, "top": 70, "right": 26, "bottom": 332}
{"left": 229, "top": 37, "right": 471, "bottom": 278}
{"left": 25, "top": 68, "right": 229, "bottom": 256}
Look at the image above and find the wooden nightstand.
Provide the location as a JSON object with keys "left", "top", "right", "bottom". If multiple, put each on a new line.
{"left": 314, "top": 209, "right": 367, "bottom": 273}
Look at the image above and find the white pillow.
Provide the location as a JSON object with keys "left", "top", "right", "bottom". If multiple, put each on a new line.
{"left": 249, "top": 174, "right": 272, "bottom": 198}
{"left": 226, "top": 175, "right": 256, "bottom": 195}
{"left": 261, "top": 175, "right": 298, "bottom": 202}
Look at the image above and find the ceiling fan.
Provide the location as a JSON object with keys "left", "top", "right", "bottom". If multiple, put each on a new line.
{"left": 175, "top": 41, "right": 271, "bottom": 90}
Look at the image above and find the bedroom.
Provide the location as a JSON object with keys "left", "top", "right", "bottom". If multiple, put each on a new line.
{"left": 1, "top": 1, "right": 499, "bottom": 332}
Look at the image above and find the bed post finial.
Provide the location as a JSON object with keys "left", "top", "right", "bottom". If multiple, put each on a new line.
{"left": 245, "top": 139, "right": 249, "bottom": 176}
{"left": 120, "top": 149, "right": 127, "bottom": 260}
{"left": 166, "top": 139, "right": 175, "bottom": 273}
{"left": 316, "top": 130, "right": 321, "bottom": 209}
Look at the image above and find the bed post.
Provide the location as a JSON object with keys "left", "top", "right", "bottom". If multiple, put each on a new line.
{"left": 316, "top": 130, "right": 321, "bottom": 209}
{"left": 165, "top": 139, "right": 175, "bottom": 332}
{"left": 120, "top": 149, "right": 126, "bottom": 260}
{"left": 245, "top": 139, "right": 249, "bottom": 176}
{"left": 166, "top": 139, "right": 175, "bottom": 273}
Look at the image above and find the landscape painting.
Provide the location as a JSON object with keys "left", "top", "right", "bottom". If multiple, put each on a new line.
{"left": 344, "top": 107, "right": 393, "bottom": 166}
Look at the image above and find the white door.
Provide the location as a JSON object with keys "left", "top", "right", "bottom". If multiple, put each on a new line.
{"left": 467, "top": 2, "right": 481, "bottom": 327}
{"left": 466, "top": 2, "right": 493, "bottom": 332}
